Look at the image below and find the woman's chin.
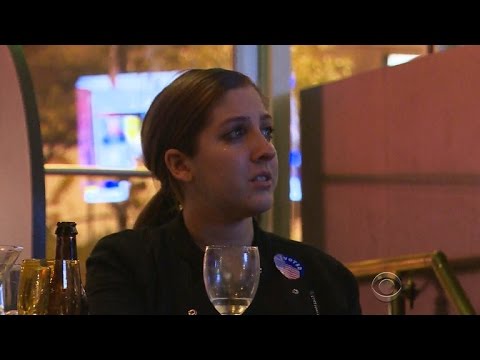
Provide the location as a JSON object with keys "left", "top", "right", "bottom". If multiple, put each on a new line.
{"left": 249, "top": 198, "right": 273, "bottom": 214}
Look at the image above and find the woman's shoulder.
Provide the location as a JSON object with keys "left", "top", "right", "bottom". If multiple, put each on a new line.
{"left": 89, "top": 224, "right": 170, "bottom": 261}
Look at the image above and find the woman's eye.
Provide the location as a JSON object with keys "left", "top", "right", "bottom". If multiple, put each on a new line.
{"left": 262, "top": 126, "right": 274, "bottom": 141}
{"left": 225, "top": 127, "right": 246, "bottom": 141}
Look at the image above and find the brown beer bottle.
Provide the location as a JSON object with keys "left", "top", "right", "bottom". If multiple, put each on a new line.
{"left": 47, "top": 221, "right": 88, "bottom": 314}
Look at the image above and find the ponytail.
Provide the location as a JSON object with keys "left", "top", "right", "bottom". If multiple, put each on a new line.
{"left": 133, "top": 187, "right": 180, "bottom": 230}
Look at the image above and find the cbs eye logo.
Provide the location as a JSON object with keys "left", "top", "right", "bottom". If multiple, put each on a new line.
{"left": 371, "top": 272, "right": 402, "bottom": 302}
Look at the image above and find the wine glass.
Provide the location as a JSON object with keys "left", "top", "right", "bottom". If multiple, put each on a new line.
{"left": 0, "top": 245, "right": 23, "bottom": 315}
{"left": 203, "top": 245, "right": 260, "bottom": 315}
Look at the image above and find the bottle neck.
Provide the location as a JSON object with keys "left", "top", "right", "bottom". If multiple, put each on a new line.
{"left": 55, "top": 235, "right": 78, "bottom": 260}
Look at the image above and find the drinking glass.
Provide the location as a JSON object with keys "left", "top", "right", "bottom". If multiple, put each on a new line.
{"left": 0, "top": 245, "right": 23, "bottom": 315}
{"left": 17, "top": 259, "right": 52, "bottom": 315}
{"left": 203, "top": 245, "right": 260, "bottom": 315}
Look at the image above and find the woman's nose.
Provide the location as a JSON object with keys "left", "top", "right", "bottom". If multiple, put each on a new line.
{"left": 251, "top": 131, "right": 276, "bottom": 162}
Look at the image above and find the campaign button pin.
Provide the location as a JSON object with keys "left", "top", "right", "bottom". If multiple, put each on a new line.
{"left": 274, "top": 253, "right": 303, "bottom": 280}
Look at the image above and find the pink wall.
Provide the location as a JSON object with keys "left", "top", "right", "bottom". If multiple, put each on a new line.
{"left": 301, "top": 46, "right": 480, "bottom": 314}
{"left": 0, "top": 46, "right": 40, "bottom": 261}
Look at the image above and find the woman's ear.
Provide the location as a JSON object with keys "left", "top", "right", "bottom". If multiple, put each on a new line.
{"left": 164, "top": 149, "right": 192, "bottom": 182}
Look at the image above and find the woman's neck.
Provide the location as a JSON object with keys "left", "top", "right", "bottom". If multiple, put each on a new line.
{"left": 182, "top": 208, "right": 254, "bottom": 251}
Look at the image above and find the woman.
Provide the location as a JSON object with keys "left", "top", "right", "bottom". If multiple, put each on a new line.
{"left": 86, "top": 68, "right": 361, "bottom": 315}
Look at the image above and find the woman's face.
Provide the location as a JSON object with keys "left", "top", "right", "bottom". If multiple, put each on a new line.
{"left": 186, "top": 85, "right": 278, "bottom": 220}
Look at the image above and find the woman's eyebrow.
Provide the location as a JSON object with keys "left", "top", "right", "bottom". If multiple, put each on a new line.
{"left": 222, "top": 115, "right": 250, "bottom": 125}
{"left": 260, "top": 113, "right": 273, "bottom": 122}
{"left": 220, "top": 112, "right": 272, "bottom": 128}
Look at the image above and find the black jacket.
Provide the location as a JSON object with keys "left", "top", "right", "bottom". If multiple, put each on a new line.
{"left": 86, "top": 214, "right": 361, "bottom": 315}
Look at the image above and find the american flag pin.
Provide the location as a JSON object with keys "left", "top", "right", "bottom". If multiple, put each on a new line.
{"left": 274, "top": 254, "right": 303, "bottom": 280}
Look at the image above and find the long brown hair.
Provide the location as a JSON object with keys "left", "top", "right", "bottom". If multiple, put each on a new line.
{"left": 134, "top": 68, "right": 264, "bottom": 229}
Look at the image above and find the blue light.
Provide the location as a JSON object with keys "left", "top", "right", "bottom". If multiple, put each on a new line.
{"left": 289, "top": 150, "right": 302, "bottom": 167}
{"left": 84, "top": 180, "right": 131, "bottom": 204}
